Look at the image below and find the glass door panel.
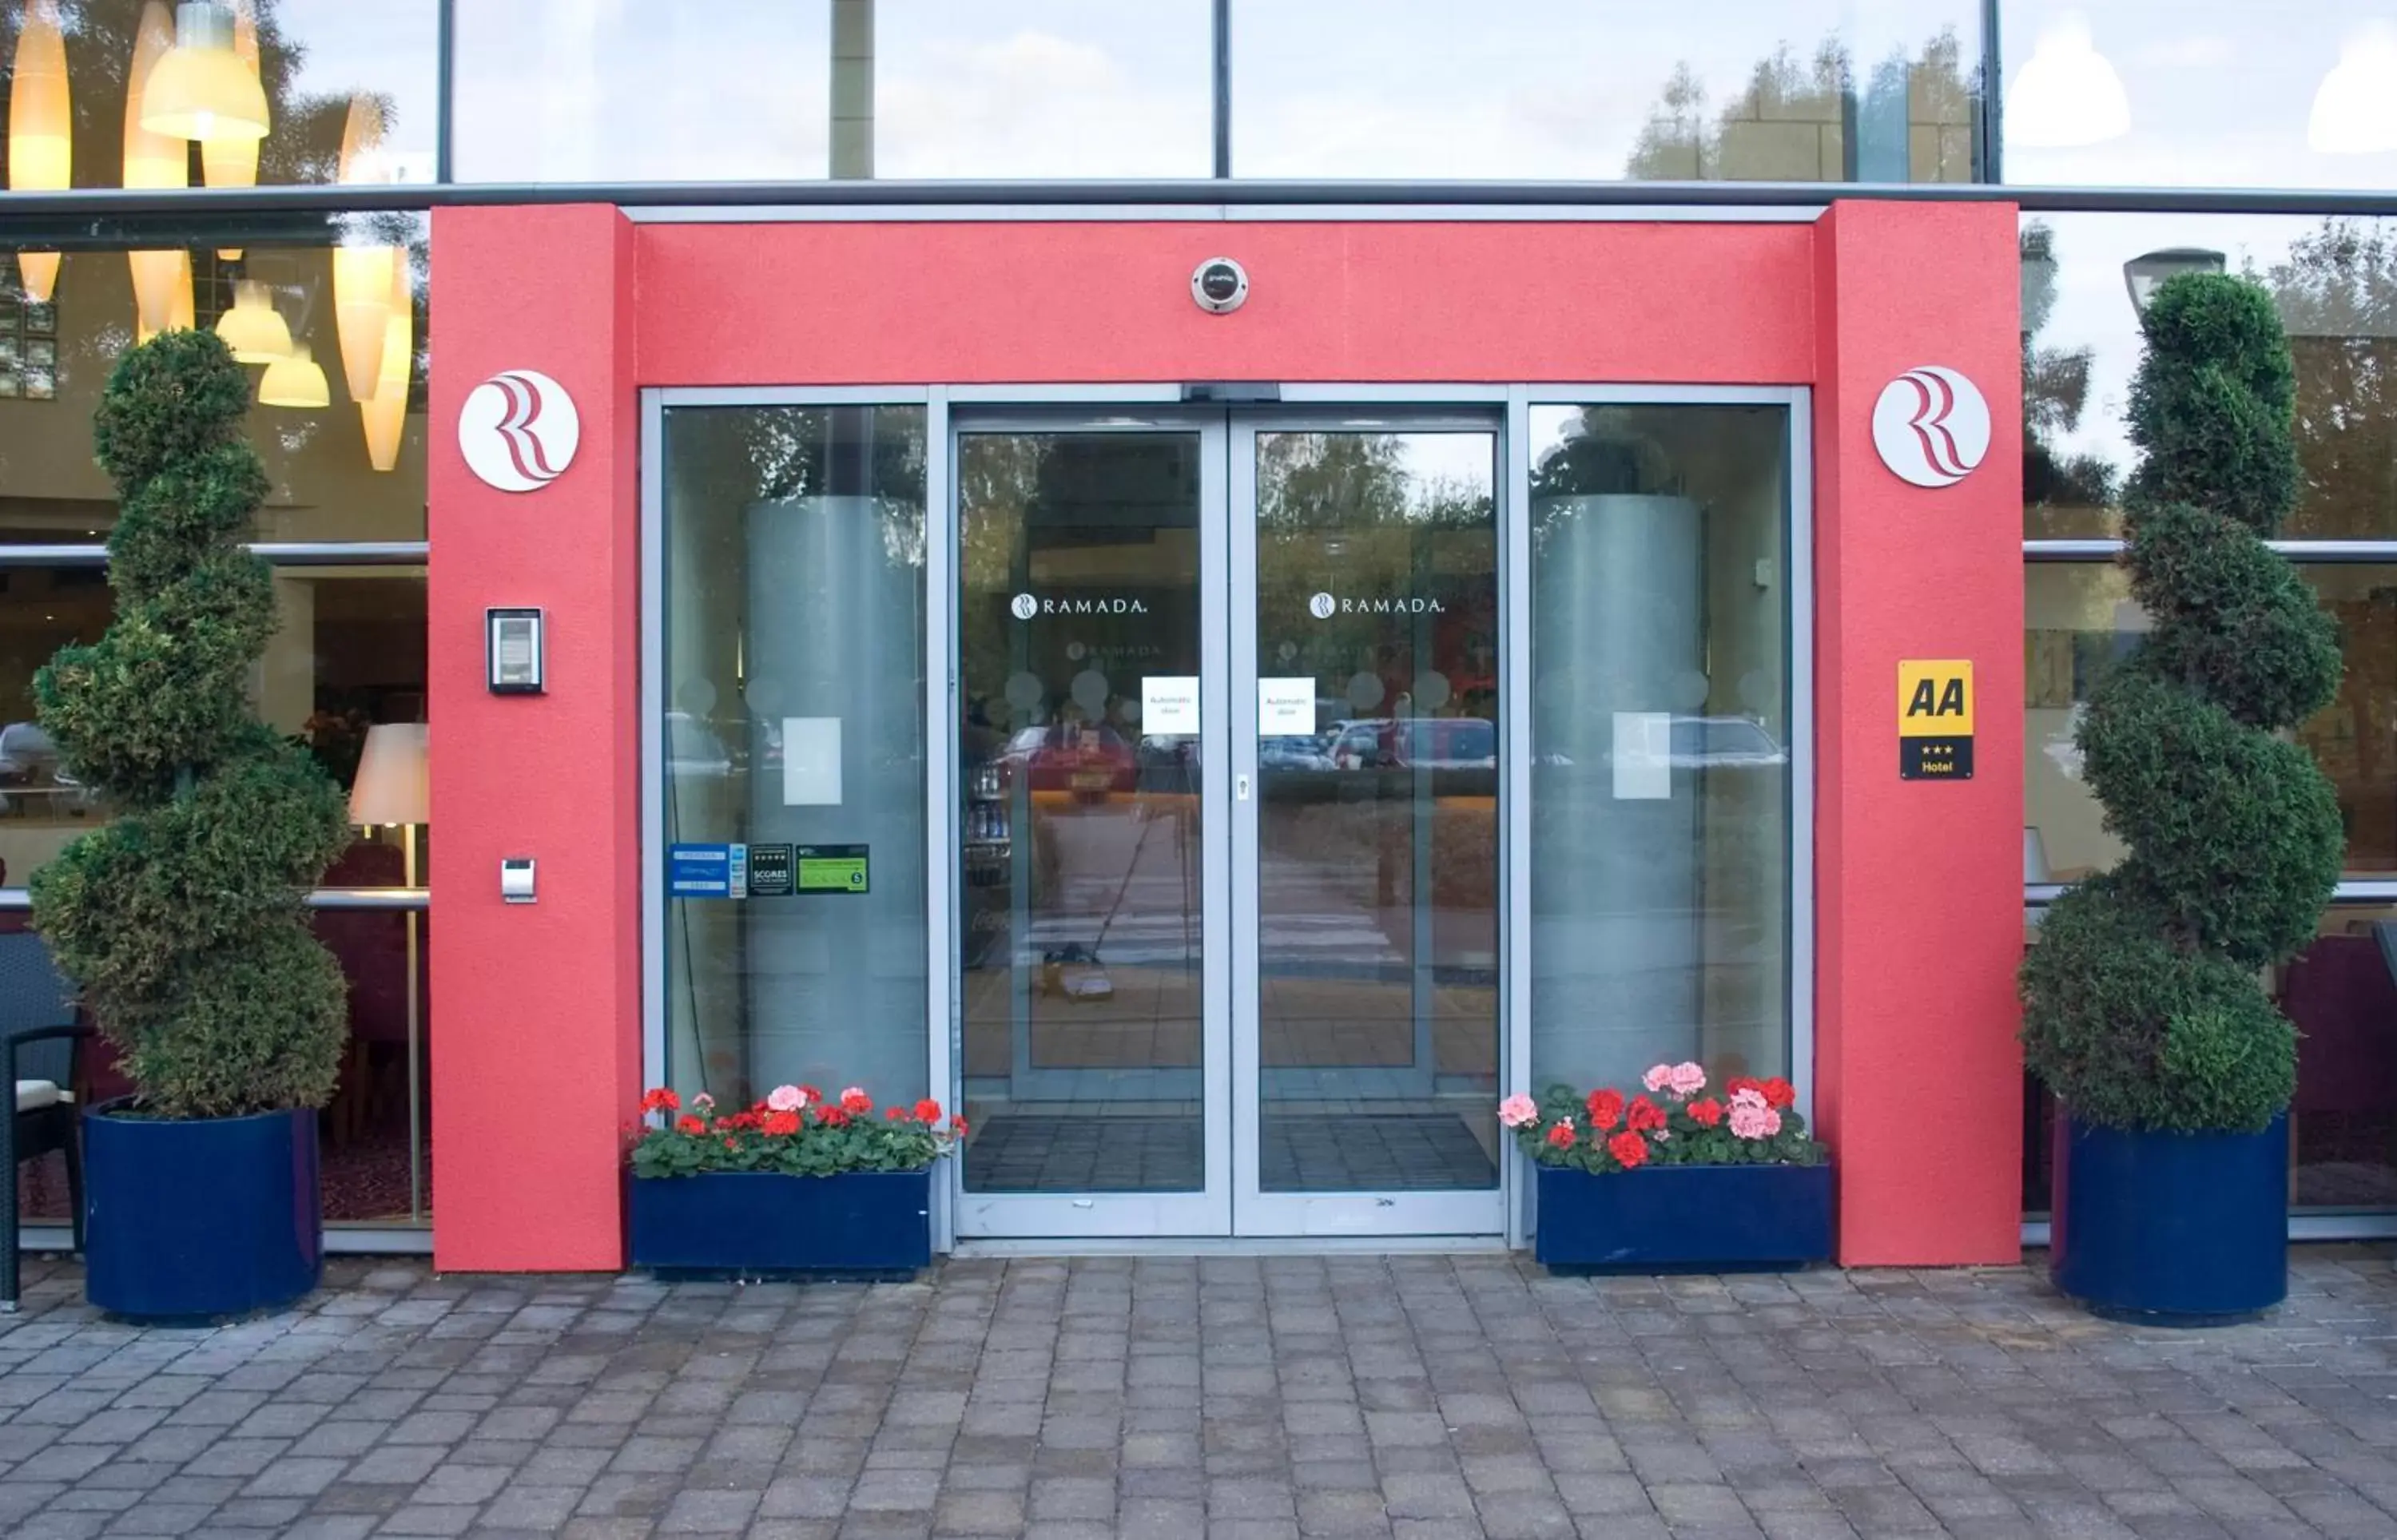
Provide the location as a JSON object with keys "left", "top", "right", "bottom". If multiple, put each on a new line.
{"left": 955, "top": 423, "right": 1230, "bottom": 1237}
{"left": 1231, "top": 423, "right": 1505, "bottom": 1236}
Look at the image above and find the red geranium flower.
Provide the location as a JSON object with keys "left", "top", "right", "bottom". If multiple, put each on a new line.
{"left": 1687, "top": 1098, "right": 1724, "bottom": 1128}
{"left": 1724, "top": 1076, "right": 1759, "bottom": 1101}
{"left": 641, "top": 1088, "right": 681, "bottom": 1114}
{"left": 1608, "top": 1131, "right": 1649, "bottom": 1169}
{"left": 886, "top": 1106, "right": 908, "bottom": 1121}
{"left": 840, "top": 1088, "right": 873, "bottom": 1115}
{"left": 818, "top": 1107, "right": 850, "bottom": 1128}
{"left": 952, "top": 1117, "right": 969, "bottom": 1137}
{"left": 798, "top": 1084, "right": 824, "bottom": 1105}
{"left": 1760, "top": 1078, "right": 1796, "bottom": 1110}
{"left": 1545, "top": 1121, "right": 1577, "bottom": 1149}
{"left": 674, "top": 1114, "right": 706, "bottom": 1134}
{"left": 762, "top": 1110, "right": 801, "bottom": 1136}
{"left": 915, "top": 1098, "right": 944, "bottom": 1124}
{"left": 1626, "top": 1095, "right": 1667, "bottom": 1133}
{"left": 1585, "top": 1090, "right": 1624, "bottom": 1131}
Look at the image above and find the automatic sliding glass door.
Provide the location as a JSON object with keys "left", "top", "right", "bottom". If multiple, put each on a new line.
{"left": 954, "top": 419, "right": 1232, "bottom": 1238}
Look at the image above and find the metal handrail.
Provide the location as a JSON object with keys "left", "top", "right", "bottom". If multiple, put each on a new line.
{"left": 4, "top": 179, "right": 2397, "bottom": 218}
{"left": 0, "top": 887, "right": 427, "bottom": 912}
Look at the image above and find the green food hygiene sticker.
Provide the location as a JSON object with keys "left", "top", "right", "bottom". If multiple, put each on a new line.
{"left": 795, "top": 844, "right": 869, "bottom": 895}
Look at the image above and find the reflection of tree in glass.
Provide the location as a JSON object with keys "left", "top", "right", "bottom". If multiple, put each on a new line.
{"left": 1626, "top": 29, "right": 1971, "bottom": 183}
{"left": 2260, "top": 220, "right": 2397, "bottom": 541}
{"left": 1528, "top": 407, "right": 1678, "bottom": 553}
{"left": 2022, "top": 221, "right": 2118, "bottom": 530}
{"left": 731, "top": 407, "right": 927, "bottom": 569}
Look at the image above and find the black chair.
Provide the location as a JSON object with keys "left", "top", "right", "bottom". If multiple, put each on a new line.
{"left": 0, "top": 931, "right": 89, "bottom": 1311}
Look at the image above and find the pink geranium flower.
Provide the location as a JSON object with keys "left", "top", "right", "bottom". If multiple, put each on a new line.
{"left": 1498, "top": 1093, "right": 1539, "bottom": 1129}
{"left": 1668, "top": 1062, "right": 1707, "bottom": 1097}
{"left": 1641, "top": 1064, "right": 1674, "bottom": 1093}
{"left": 1728, "top": 1098, "right": 1783, "bottom": 1140}
{"left": 766, "top": 1084, "right": 805, "bottom": 1113}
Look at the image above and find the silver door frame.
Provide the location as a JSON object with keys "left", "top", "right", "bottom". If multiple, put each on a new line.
{"left": 946, "top": 407, "right": 1237, "bottom": 1240}
{"left": 1228, "top": 410, "right": 1512, "bottom": 1239}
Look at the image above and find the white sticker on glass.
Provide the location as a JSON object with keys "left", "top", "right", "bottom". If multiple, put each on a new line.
{"left": 782, "top": 716, "right": 843, "bottom": 806}
{"left": 1143, "top": 677, "right": 1201, "bottom": 736}
{"left": 1259, "top": 677, "right": 1317, "bottom": 736}
{"left": 1612, "top": 712, "right": 1672, "bottom": 801}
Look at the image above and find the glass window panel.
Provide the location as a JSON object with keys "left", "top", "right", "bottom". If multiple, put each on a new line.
{"left": 1233, "top": 0, "right": 1979, "bottom": 181}
{"left": 0, "top": 0, "right": 437, "bottom": 187}
{"left": 454, "top": 1, "right": 1212, "bottom": 183}
{"left": 1527, "top": 405, "right": 1794, "bottom": 1097}
{"left": 659, "top": 406, "right": 929, "bottom": 1109}
{"left": 2023, "top": 906, "right": 2397, "bottom": 1217}
{"left": 956, "top": 430, "right": 1205, "bottom": 1194}
{"left": 2024, "top": 213, "right": 2397, "bottom": 540}
{"left": 0, "top": 567, "right": 427, "bottom": 888}
{"left": 0, "top": 227, "right": 429, "bottom": 542}
{"left": 2025, "top": 562, "right": 2397, "bottom": 879}
{"left": 1252, "top": 429, "right": 1500, "bottom": 1193}
{"left": 2001, "top": 1, "right": 2397, "bottom": 190}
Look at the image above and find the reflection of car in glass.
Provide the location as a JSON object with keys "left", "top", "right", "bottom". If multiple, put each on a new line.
{"left": 1331, "top": 717, "right": 1497, "bottom": 771}
{"left": 0, "top": 722, "right": 91, "bottom": 816}
{"left": 1000, "top": 723, "right": 1137, "bottom": 797}
{"left": 666, "top": 712, "right": 733, "bottom": 779}
{"left": 1536, "top": 715, "right": 1787, "bottom": 770}
{"left": 1258, "top": 736, "right": 1334, "bottom": 773}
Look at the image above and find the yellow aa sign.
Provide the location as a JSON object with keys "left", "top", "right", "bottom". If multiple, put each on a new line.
{"left": 1898, "top": 660, "right": 1974, "bottom": 737}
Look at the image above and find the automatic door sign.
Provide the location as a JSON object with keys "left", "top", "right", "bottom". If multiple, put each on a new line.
{"left": 1898, "top": 660, "right": 1974, "bottom": 780}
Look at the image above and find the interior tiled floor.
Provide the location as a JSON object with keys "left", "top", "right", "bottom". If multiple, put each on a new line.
{"left": 961, "top": 1109, "right": 1497, "bottom": 1194}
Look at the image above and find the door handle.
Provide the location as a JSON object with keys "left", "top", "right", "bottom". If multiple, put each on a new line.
{"left": 1236, "top": 775, "right": 1250, "bottom": 801}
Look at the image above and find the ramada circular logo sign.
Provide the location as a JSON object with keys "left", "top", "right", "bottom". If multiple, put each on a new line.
{"left": 1872, "top": 366, "right": 1990, "bottom": 489}
{"left": 459, "top": 370, "right": 580, "bottom": 493}
{"left": 1308, "top": 593, "right": 1337, "bottom": 619}
{"left": 1009, "top": 593, "right": 1039, "bottom": 620}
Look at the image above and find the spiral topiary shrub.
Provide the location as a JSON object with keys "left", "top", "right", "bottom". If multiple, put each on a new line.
{"left": 29, "top": 331, "right": 352, "bottom": 1121}
{"left": 2020, "top": 275, "right": 2344, "bottom": 1133}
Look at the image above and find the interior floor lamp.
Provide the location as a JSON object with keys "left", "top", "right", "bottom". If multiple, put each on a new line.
{"left": 348, "top": 723, "right": 429, "bottom": 1220}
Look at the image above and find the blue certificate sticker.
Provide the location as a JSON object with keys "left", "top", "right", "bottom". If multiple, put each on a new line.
{"left": 668, "top": 843, "right": 749, "bottom": 899}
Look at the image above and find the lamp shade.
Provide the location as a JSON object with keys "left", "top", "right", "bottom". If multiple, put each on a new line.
{"left": 2123, "top": 248, "right": 2227, "bottom": 316}
{"left": 2006, "top": 14, "right": 2130, "bottom": 149}
{"left": 2310, "top": 24, "right": 2397, "bottom": 153}
{"left": 201, "top": 0, "right": 263, "bottom": 257}
{"left": 360, "top": 258, "right": 414, "bottom": 471}
{"left": 125, "top": 2, "right": 186, "bottom": 335}
{"left": 258, "top": 343, "right": 330, "bottom": 409}
{"left": 8, "top": 0, "right": 70, "bottom": 304}
{"left": 141, "top": 2, "right": 269, "bottom": 143}
{"left": 332, "top": 244, "right": 393, "bottom": 403}
{"left": 215, "top": 279, "right": 292, "bottom": 363}
{"left": 349, "top": 723, "right": 429, "bottom": 828}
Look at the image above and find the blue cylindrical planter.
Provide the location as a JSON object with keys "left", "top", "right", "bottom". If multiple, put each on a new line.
{"left": 2049, "top": 1105, "right": 2288, "bottom": 1321}
{"left": 83, "top": 1101, "right": 323, "bottom": 1322}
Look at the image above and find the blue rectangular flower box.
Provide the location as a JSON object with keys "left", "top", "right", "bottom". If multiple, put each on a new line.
{"left": 1534, "top": 1163, "right": 1834, "bottom": 1272}
{"left": 626, "top": 1169, "right": 932, "bottom": 1277}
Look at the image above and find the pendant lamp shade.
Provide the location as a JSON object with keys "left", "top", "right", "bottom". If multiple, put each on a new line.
{"left": 9, "top": 0, "right": 71, "bottom": 304}
{"left": 348, "top": 723, "right": 429, "bottom": 828}
{"left": 2005, "top": 14, "right": 2130, "bottom": 150}
{"left": 332, "top": 244, "right": 394, "bottom": 402}
{"left": 138, "top": 252, "right": 197, "bottom": 346}
{"left": 203, "top": 1, "right": 264, "bottom": 257}
{"left": 125, "top": 2, "right": 187, "bottom": 336}
{"left": 337, "top": 93, "right": 388, "bottom": 186}
{"left": 215, "top": 280, "right": 292, "bottom": 363}
{"left": 259, "top": 343, "right": 330, "bottom": 409}
{"left": 361, "top": 260, "right": 414, "bottom": 472}
{"left": 2310, "top": 24, "right": 2397, "bottom": 153}
{"left": 141, "top": 2, "right": 269, "bottom": 144}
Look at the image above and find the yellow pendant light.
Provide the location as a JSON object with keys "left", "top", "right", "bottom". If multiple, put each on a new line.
{"left": 259, "top": 343, "right": 330, "bottom": 409}
{"left": 125, "top": 2, "right": 188, "bottom": 339}
{"left": 138, "top": 252, "right": 197, "bottom": 346}
{"left": 8, "top": 0, "right": 72, "bottom": 304}
{"left": 204, "top": 0, "right": 263, "bottom": 260}
{"left": 332, "top": 244, "right": 393, "bottom": 403}
{"left": 141, "top": 1, "right": 270, "bottom": 145}
{"left": 332, "top": 96, "right": 395, "bottom": 401}
{"left": 360, "top": 260, "right": 414, "bottom": 472}
{"left": 215, "top": 279, "right": 292, "bottom": 363}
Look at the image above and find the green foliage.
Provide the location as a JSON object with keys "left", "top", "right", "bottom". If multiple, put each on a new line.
{"left": 29, "top": 331, "right": 352, "bottom": 1120}
{"left": 2021, "top": 275, "right": 2343, "bottom": 1133}
{"left": 628, "top": 1089, "right": 957, "bottom": 1178}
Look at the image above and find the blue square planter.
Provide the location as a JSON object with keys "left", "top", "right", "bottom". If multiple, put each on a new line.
{"left": 1534, "top": 1163, "right": 1834, "bottom": 1272}
{"left": 626, "top": 1169, "right": 932, "bottom": 1277}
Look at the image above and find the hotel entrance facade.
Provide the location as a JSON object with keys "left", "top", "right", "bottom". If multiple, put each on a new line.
{"left": 430, "top": 204, "right": 2024, "bottom": 1268}
{"left": 10, "top": 2, "right": 2397, "bottom": 1276}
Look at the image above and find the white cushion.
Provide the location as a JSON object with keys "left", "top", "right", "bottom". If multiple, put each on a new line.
{"left": 14, "top": 1080, "right": 63, "bottom": 1113}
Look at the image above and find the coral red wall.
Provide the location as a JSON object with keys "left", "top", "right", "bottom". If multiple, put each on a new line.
{"left": 427, "top": 202, "right": 2023, "bottom": 1270}
{"left": 429, "top": 206, "right": 642, "bottom": 1272}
